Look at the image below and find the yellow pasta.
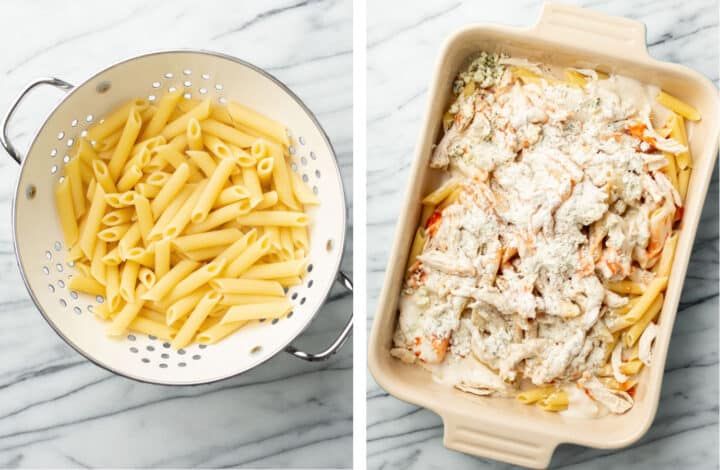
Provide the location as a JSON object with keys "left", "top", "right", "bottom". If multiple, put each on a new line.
{"left": 186, "top": 150, "right": 217, "bottom": 177}
{"left": 656, "top": 91, "right": 701, "bottom": 121}
{"left": 55, "top": 177, "right": 78, "bottom": 246}
{"left": 171, "top": 290, "right": 222, "bottom": 349}
{"left": 54, "top": 94, "right": 317, "bottom": 349}
{"left": 108, "top": 107, "right": 142, "bottom": 180}
{"left": 227, "top": 101, "right": 289, "bottom": 146}
{"left": 191, "top": 156, "right": 238, "bottom": 223}
{"left": 220, "top": 299, "right": 292, "bottom": 324}
{"left": 422, "top": 179, "right": 460, "bottom": 205}
{"left": 624, "top": 294, "right": 664, "bottom": 348}
{"left": 201, "top": 118, "right": 255, "bottom": 148}
{"left": 517, "top": 387, "right": 556, "bottom": 404}
{"left": 678, "top": 168, "right": 690, "bottom": 201}
{"left": 161, "top": 97, "right": 212, "bottom": 140}
{"left": 606, "top": 280, "right": 645, "bottom": 295}
{"left": 406, "top": 227, "right": 427, "bottom": 271}
{"left": 210, "top": 278, "right": 285, "bottom": 296}
{"left": 269, "top": 143, "right": 299, "bottom": 209}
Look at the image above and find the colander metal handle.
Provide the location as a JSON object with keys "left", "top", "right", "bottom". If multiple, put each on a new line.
{"left": 1, "top": 77, "right": 74, "bottom": 164}
{"left": 285, "top": 270, "right": 353, "bottom": 362}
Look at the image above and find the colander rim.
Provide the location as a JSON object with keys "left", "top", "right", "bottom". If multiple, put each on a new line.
{"left": 11, "top": 48, "right": 348, "bottom": 386}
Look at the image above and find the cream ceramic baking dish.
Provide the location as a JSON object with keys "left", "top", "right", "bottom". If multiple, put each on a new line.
{"left": 368, "top": 3, "right": 720, "bottom": 468}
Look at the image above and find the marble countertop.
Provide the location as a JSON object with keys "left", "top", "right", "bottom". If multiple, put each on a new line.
{"left": 367, "top": 0, "right": 718, "bottom": 468}
{"left": 0, "top": 0, "right": 352, "bottom": 468}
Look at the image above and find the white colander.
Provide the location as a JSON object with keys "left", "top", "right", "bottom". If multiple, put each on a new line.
{"left": 0, "top": 50, "right": 352, "bottom": 385}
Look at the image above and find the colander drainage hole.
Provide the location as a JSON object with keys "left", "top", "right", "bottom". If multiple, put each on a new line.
{"left": 161, "top": 353, "right": 169, "bottom": 359}
{"left": 148, "top": 335, "right": 157, "bottom": 341}
{"left": 308, "top": 263, "right": 314, "bottom": 272}
{"left": 42, "top": 266, "right": 50, "bottom": 275}
{"left": 291, "top": 292, "right": 298, "bottom": 300}
{"left": 54, "top": 241, "right": 62, "bottom": 251}
{"left": 45, "top": 251, "right": 52, "bottom": 260}
{"left": 310, "top": 151, "right": 316, "bottom": 160}
{"left": 308, "top": 280, "right": 314, "bottom": 288}
{"left": 57, "top": 131, "right": 64, "bottom": 140}
{"left": 287, "top": 311, "right": 294, "bottom": 318}
{"left": 290, "top": 146, "right": 297, "bottom": 155}
{"left": 199, "top": 344, "right": 207, "bottom": 349}
{"left": 251, "top": 345, "right": 262, "bottom": 354}
{"left": 130, "top": 347, "right": 138, "bottom": 353}
{"left": 141, "top": 358, "right": 150, "bottom": 363}
{"left": 192, "top": 355, "right": 201, "bottom": 360}
{"left": 300, "top": 297, "right": 306, "bottom": 305}
{"left": 70, "top": 291, "right": 78, "bottom": 299}
{"left": 302, "top": 174, "right": 308, "bottom": 182}
{"left": 73, "top": 306, "right": 81, "bottom": 315}
{"left": 271, "top": 318, "right": 279, "bottom": 325}
{"left": 178, "top": 362, "right": 187, "bottom": 367}
{"left": 178, "top": 349, "right": 186, "bottom": 355}
{"left": 56, "top": 263, "right": 63, "bottom": 272}
{"left": 48, "top": 284, "right": 55, "bottom": 293}
{"left": 298, "top": 136, "right": 305, "bottom": 145}
{"left": 147, "top": 346, "right": 155, "bottom": 352}
{"left": 57, "top": 280, "right": 65, "bottom": 288}
{"left": 163, "top": 342, "right": 170, "bottom": 348}
{"left": 159, "top": 363, "right": 168, "bottom": 368}
{"left": 127, "top": 334, "right": 136, "bottom": 341}
{"left": 326, "top": 238, "right": 333, "bottom": 251}
{"left": 300, "top": 156, "right": 307, "bottom": 166}
{"left": 59, "top": 299, "right": 66, "bottom": 307}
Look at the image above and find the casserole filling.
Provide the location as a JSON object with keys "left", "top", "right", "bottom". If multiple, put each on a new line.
{"left": 392, "top": 53, "right": 697, "bottom": 416}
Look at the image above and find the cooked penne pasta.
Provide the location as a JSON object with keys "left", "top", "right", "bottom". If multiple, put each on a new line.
{"left": 227, "top": 102, "right": 289, "bottom": 146}
{"left": 220, "top": 299, "right": 292, "bottom": 324}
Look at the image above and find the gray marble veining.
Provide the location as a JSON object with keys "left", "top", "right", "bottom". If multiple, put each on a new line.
{"left": 0, "top": 0, "right": 352, "bottom": 468}
{"left": 367, "top": 0, "right": 718, "bottom": 468}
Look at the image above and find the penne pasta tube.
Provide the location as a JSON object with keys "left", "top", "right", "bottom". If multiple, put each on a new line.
{"left": 79, "top": 185, "right": 107, "bottom": 259}
{"left": 154, "top": 239, "right": 171, "bottom": 279}
{"left": 241, "top": 259, "right": 307, "bottom": 280}
{"left": 107, "top": 285, "right": 147, "bottom": 336}
{"left": 124, "top": 246, "right": 155, "bottom": 268}
{"left": 290, "top": 226, "right": 309, "bottom": 252}
{"left": 227, "top": 102, "right": 289, "bottom": 146}
{"left": 90, "top": 240, "right": 107, "bottom": 285}
{"left": 133, "top": 194, "right": 153, "bottom": 243}
{"left": 87, "top": 99, "right": 147, "bottom": 143}
{"left": 150, "top": 163, "right": 191, "bottom": 219}
{"left": 538, "top": 390, "right": 569, "bottom": 412}
{"left": 656, "top": 91, "right": 700, "bottom": 121}
{"left": 654, "top": 232, "right": 678, "bottom": 277}
{"left": 142, "top": 260, "right": 199, "bottom": 302}
{"left": 128, "top": 317, "right": 176, "bottom": 341}
{"left": 118, "top": 223, "right": 142, "bottom": 256}
{"left": 422, "top": 179, "right": 460, "bottom": 205}
{"left": 405, "top": 227, "right": 427, "bottom": 271}
{"left": 251, "top": 139, "right": 269, "bottom": 159}
{"left": 289, "top": 171, "right": 320, "bottom": 205}
{"left": 172, "top": 228, "right": 243, "bottom": 252}
{"left": 622, "top": 276, "right": 668, "bottom": 324}
{"left": 234, "top": 211, "right": 309, "bottom": 227}
{"left": 102, "top": 207, "right": 135, "bottom": 226}
{"left": 105, "top": 190, "right": 137, "bottom": 208}
{"left": 162, "top": 180, "right": 209, "bottom": 239}
{"left": 138, "top": 267, "right": 156, "bottom": 289}
{"left": 120, "top": 260, "right": 140, "bottom": 302}
{"left": 242, "top": 166, "right": 264, "bottom": 207}
{"left": 213, "top": 185, "right": 250, "bottom": 208}
{"left": 606, "top": 280, "right": 644, "bottom": 296}
{"left": 210, "top": 278, "right": 285, "bottom": 296}
{"left": 116, "top": 165, "right": 143, "bottom": 192}
{"left": 136, "top": 183, "right": 161, "bottom": 199}
{"left": 200, "top": 118, "right": 255, "bottom": 148}
{"left": 275, "top": 276, "right": 302, "bottom": 287}
{"left": 186, "top": 117, "right": 204, "bottom": 150}
{"left": 69, "top": 273, "right": 105, "bottom": 296}
{"left": 171, "top": 290, "right": 221, "bottom": 349}
{"left": 220, "top": 294, "right": 284, "bottom": 306}
{"left": 224, "top": 234, "right": 272, "bottom": 277}
{"left": 145, "top": 170, "right": 171, "bottom": 187}
{"left": 181, "top": 246, "right": 228, "bottom": 261}
{"left": 185, "top": 202, "right": 249, "bottom": 234}
{"left": 624, "top": 294, "right": 664, "bottom": 348}
{"left": 186, "top": 150, "right": 217, "bottom": 177}
{"left": 220, "top": 299, "right": 292, "bottom": 324}
{"left": 102, "top": 246, "right": 123, "bottom": 266}
{"left": 191, "top": 156, "right": 238, "bottom": 223}
{"left": 76, "top": 138, "right": 99, "bottom": 165}
{"left": 164, "top": 259, "right": 226, "bottom": 305}
{"left": 147, "top": 185, "right": 195, "bottom": 241}
{"left": 65, "top": 158, "right": 86, "bottom": 219}
{"left": 517, "top": 387, "right": 556, "bottom": 404}
{"left": 106, "top": 264, "right": 121, "bottom": 310}
{"left": 92, "top": 160, "right": 117, "bottom": 194}
{"left": 161, "top": 97, "right": 212, "bottom": 140}
{"left": 196, "top": 320, "right": 249, "bottom": 345}
{"left": 269, "top": 143, "right": 299, "bottom": 210}
{"left": 255, "top": 191, "right": 279, "bottom": 210}
{"left": 678, "top": 168, "right": 690, "bottom": 201}
{"left": 142, "top": 90, "right": 183, "bottom": 139}
{"left": 669, "top": 113, "right": 692, "bottom": 170}
{"left": 166, "top": 287, "right": 211, "bottom": 326}
{"left": 230, "top": 145, "right": 256, "bottom": 168}
{"left": 256, "top": 157, "right": 273, "bottom": 187}
{"left": 55, "top": 177, "right": 78, "bottom": 246}
{"left": 108, "top": 107, "right": 142, "bottom": 180}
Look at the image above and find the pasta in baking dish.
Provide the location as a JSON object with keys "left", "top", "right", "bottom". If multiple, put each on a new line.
{"left": 54, "top": 92, "right": 318, "bottom": 349}
{"left": 392, "top": 52, "right": 698, "bottom": 417}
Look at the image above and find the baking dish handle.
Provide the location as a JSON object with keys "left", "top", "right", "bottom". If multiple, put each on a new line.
{"left": 532, "top": 2, "right": 650, "bottom": 58}
{"left": 442, "top": 411, "right": 557, "bottom": 469}
{"left": 0, "top": 77, "right": 74, "bottom": 164}
{"left": 285, "top": 270, "right": 353, "bottom": 362}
